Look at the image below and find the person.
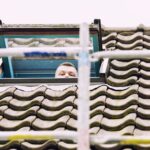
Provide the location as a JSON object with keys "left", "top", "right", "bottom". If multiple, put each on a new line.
{"left": 55, "top": 62, "right": 77, "bottom": 78}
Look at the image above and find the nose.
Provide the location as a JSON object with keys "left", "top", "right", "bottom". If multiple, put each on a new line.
{"left": 65, "top": 73, "right": 69, "bottom": 78}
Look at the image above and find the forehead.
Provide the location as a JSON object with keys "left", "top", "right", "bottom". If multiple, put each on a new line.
{"left": 57, "top": 65, "right": 77, "bottom": 72}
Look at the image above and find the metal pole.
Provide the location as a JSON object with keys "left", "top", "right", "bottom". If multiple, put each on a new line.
{"left": 0, "top": 131, "right": 76, "bottom": 141}
{"left": 1, "top": 131, "right": 150, "bottom": 145}
{"left": 92, "top": 50, "right": 150, "bottom": 60}
{"left": 90, "top": 135, "right": 150, "bottom": 145}
{"left": 78, "top": 23, "right": 90, "bottom": 150}
{"left": 0, "top": 47, "right": 92, "bottom": 58}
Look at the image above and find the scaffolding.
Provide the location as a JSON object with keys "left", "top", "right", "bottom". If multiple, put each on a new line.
{"left": 1, "top": 23, "right": 150, "bottom": 150}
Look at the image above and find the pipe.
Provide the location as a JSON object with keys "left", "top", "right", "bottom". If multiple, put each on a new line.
{"left": 0, "top": 47, "right": 92, "bottom": 58}
{"left": 78, "top": 23, "right": 90, "bottom": 150}
{"left": 0, "top": 131, "right": 77, "bottom": 142}
{"left": 92, "top": 50, "right": 150, "bottom": 60}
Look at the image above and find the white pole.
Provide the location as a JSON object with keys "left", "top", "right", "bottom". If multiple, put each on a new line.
{"left": 92, "top": 50, "right": 150, "bottom": 60}
{"left": 90, "top": 135, "right": 150, "bottom": 145}
{"left": 0, "top": 131, "right": 77, "bottom": 141}
{"left": 1, "top": 131, "right": 150, "bottom": 145}
{"left": 78, "top": 23, "right": 90, "bottom": 150}
{"left": 0, "top": 47, "right": 92, "bottom": 58}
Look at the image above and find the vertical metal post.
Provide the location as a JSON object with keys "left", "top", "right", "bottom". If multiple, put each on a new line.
{"left": 78, "top": 23, "right": 90, "bottom": 150}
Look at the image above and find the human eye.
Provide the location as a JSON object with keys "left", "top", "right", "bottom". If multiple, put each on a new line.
{"left": 59, "top": 71, "right": 65, "bottom": 76}
{"left": 69, "top": 72, "right": 76, "bottom": 77}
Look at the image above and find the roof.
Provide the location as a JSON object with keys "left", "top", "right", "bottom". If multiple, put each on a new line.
{"left": 102, "top": 24, "right": 150, "bottom": 50}
{"left": 0, "top": 84, "right": 142, "bottom": 150}
{"left": 0, "top": 23, "right": 150, "bottom": 150}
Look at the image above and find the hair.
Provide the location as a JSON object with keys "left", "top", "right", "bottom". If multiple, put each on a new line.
{"left": 58, "top": 62, "right": 76, "bottom": 69}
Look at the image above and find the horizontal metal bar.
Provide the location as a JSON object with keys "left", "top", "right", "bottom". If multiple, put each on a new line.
{"left": 92, "top": 50, "right": 150, "bottom": 60}
{"left": 91, "top": 135, "right": 150, "bottom": 145}
{"left": 1, "top": 131, "right": 150, "bottom": 145}
{"left": 0, "top": 47, "right": 92, "bottom": 60}
{"left": 0, "top": 131, "right": 77, "bottom": 142}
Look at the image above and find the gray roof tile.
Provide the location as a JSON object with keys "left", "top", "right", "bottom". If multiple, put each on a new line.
{"left": 101, "top": 113, "right": 136, "bottom": 131}
{"left": 138, "top": 97, "right": 150, "bottom": 109}
{"left": 107, "top": 85, "right": 138, "bottom": 99}
{"left": 32, "top": 115, "right": 69, "bottom": 130}
{"left": 9, "top": 96, "right": 43, "bottom": 110}
{"left": 136, "top": 117, "right": 150, "bottom": 130}
{"left": 4, "top": 106, "right": 39, "bottom": 120}
{"left": 14, "top": 86, "right": 46, "bottom": 100}
{"left": 110, "top": 60, "right": 140, "bottom": 70}
{"left": 0, "top": 116, "right": 35, "bottom": 130}
{"left": 98, "top": 125, "right": 134, "bottom": 135}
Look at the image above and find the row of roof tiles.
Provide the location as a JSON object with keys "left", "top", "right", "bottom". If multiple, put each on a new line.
{"left": 0, "top": 85, "right": 149, "bottom": 149}
{"left": 106, "top": 58, "right": 150, "bottom": 87}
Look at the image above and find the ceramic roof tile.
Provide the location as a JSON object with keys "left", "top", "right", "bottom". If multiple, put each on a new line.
{"left": 116, "top": 39, "right": 143, "bottom": 50}
{"left": 0, "top": 96, "right": 13, "bottom": 106}
{"left": 138, "top": 78, "right": 150, "bottom": 88}
{"left": 140, "top": 69, "right": 150, "bottom": 79}
{"left": 139, "top": 87, "right": 150, "bottom": 98}
{"left": 45, "top": 86, "right": 77, "bottom": 99}
{"left": 143, "top": 34, "right": 150, "bottom": 42}
{"left": 106, "top": 94, "right": 138, "bottom": 110}
{"left": 21, "top": 140, "right": 58, "bottom": 150}
{"left": 90, "top": 106, "right": 105, "bottom": 118}
{"left": 138, "top": 97, "right": 150, "bottom": 109}
{"left": 107, "top": 76, "right": 138, "bottom": 86}
{"left": 136, "top": 117, "right": 150, "bottom": 130}
{"left": 9, "top": 96, "right": 44, "bottom": 110}
{"left": 117, "top": 32, "right": 143, "bottom": 44}
{"left": 110, "top": 60, "right": 140, "bottom": 70}
{"left": 90, "top": 96, "right": 106, "bottom": 110}
{"left": 143, "top": 41, "right": 150, "bottom": 49}
{"left": 58, "top": 141, "right": 76, "bottom": 150}
{"left": 8, "top": 38, "right": 84, "bottom": 48}
{"left": 32, "top": 115, "right": 69, "bottom": 130}
{"left": 14, "top": 86, "right": 46, "bottom": 100}
{"left": 134, "top": 129, "right": 150, "bottom": 135}
{"left": 137, "top": 107, "right": 150, "bottom": 119}
{"left": 0, "top": 105, "right": 8, "bottom": 115}
{"left": 98, "top": 126, "right": 135, "bottom": 136}
{"left": 140, "top": 61, "right": 150, "bottom": 71}
{"left": 42, "top": 96, "right": 75, "bottom": 110}
{"left": 37, "top": 106, "right": 73, "bottom": 120}
{"left": 94, "top": 143, "right": 123, "bottom": 150}
{"left": 0, "top": 141, "right": 20, "bottom": 150}
{"left": 107, "top": 85, "right": 138, "bottom": 99}
{"left": 101, "top": 113, "right": 136, "bottom": 131}
{"left": 103, "top": 40, "right": 116, "bottom": 49}
{"left": 90, "top": 114, "right": 103, "bottom": 128}
{"left": 0, "top": 87, "right": 16, "bottom": 99}
{"left": 102, "top": 32, "right": 117, "bottom": 43}
{"left": 0, "top": 116, "right": 36, "bottom": 131}
{"left": 104, "top": 105, "right": 137, "bottom": 119}
{"left": 4, "top": 106, "right": 39, "bottom": 120}
{"left": 109, "top": 68, "right": 139, "bottom": 79}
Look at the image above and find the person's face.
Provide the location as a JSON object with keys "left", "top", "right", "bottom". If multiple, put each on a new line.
{"left": 55, "top": 65, "right": 77, "bottom": 78}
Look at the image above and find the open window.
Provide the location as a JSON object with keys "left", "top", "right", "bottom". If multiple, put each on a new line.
{"left": 0, "top": 19, "right": 102, "bottom": 79}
